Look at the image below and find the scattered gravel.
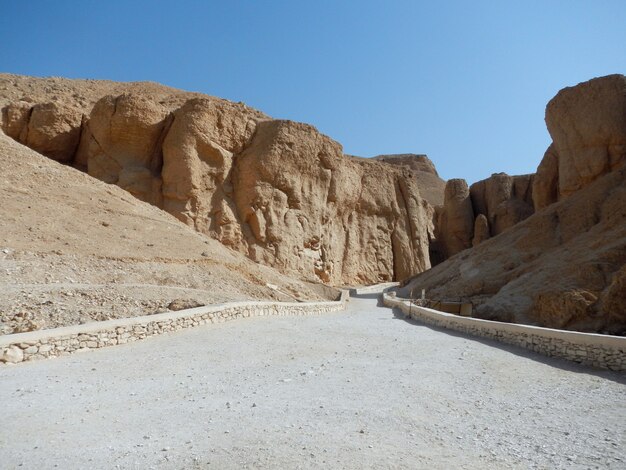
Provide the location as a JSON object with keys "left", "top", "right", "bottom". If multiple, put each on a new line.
{"left": 1, "top": 296, "right": 624, "bottom": 469}
{"left": 0, "top": 249, "right": 327, "bottom": 335}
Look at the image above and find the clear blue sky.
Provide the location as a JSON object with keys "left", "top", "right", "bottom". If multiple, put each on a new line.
{"left": 1, "top": 1, "right": 625, "bottom": 183}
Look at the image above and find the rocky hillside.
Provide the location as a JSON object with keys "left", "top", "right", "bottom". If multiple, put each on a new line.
{"left": 0, "top": 74, "right": 444, "bottom": 285}
{"left": 0, "top": 133, "right": 338, "bottom": 334}
{"left": 2, "top": 72, "right": 623, "bottom": 333}
{"left": 402, "top": 74, "right": 626, "bottom": 334}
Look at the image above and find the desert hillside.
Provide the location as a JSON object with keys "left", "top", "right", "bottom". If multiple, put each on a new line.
{"left": 0, "top": 74, "right": 445, "bottom": 285}
{"left": 402, "top": 74, "right": 626, "bottom": 334}
{"left": 0, "top": 133, "right": 337, "bottom": 334}
{"left": 1, "top": 73, "right": 624, "bottom": 334}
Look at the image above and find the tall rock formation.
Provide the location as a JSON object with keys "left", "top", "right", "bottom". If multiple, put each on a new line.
{"left": 372, "top": 154, "right": 446, "bottom": 207}
{"left": 402, "top": 74, "right": 626, "bottom": 334}
{"left": 402, "top": 166, "right": 626, "bottom": 334}
{"left": 434, "top": 179, "right": 474, "bottom": 259}
{"left": 534, "top": 74, "right": 626, "bottom": 207}
{"left": 432, "top": 172, "right": 535, "bottom": 260}
{"left": 0, "top": 74, "right": 438, "bottom": 285}
{"left": 469, "top": 172, "right": 535, "bottom": 237}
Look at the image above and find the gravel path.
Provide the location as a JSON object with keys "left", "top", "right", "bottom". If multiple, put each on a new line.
{"left": 1, "top": 296, "right": 625, "bottom": 469}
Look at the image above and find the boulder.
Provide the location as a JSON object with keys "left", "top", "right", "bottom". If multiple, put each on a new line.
{"left": 530, "top": 289, "right": 598, "bottom": 330}
{"left": 1, "top": 345, "right": 24, "bottom": 363}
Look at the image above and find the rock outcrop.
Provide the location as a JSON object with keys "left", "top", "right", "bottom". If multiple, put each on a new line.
{"left": 434, "top": 179, "right": 474, "bottom": 259}
{"left": 0, "top": 132, "right": 338, "bottom": 334}
{"left": 372, "top": 154, "right": 446, "bottom": 207}
{"left": 532, "top": 144, "right": 559, "bottom": 211}
{"left": 2, "top": 101, "right": 83, "bottom": 162}
{"left": 471, "top": 214, "right": 489, "bottom": 247}
{"left": 533, "top": 74, "right": 626, "bottom": 208}
{"left": 469, "top": 172, "right": 535, "bottom": 237}
{"left": 432, "top": 76, "right": 625, "bottom": 265}
{"left": 402, "top": 75, "right": 626, "bottom": 334}
{"left": 544, "top": 74, "right": 626, "bottom": 197}
{"left": 232, "top": 121, "right": 432, "bottom": 284}
{"left": 432, "top": 172, "right": 535, "bottom": 260}
{"left": 0, "top": 74, "right": 438, "bottom": 285}
{"left": 402, "top": 166, "right": 626, "bottom": 333}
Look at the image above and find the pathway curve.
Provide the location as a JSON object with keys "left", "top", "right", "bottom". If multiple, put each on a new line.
{"left": 1, "top": 295, "right": 625, "bottom": 469}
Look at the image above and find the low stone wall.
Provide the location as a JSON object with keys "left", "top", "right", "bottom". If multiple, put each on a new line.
{"left": 383, "top": 293, "right": 626, "bottom": 371}
{"left": 351, "top": 282, "right": 399, "bottom": 295}
{"left": 0, "top": 293, "right": 348, "bottom": 364}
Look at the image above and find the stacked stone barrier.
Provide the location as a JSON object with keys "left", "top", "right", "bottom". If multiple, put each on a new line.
{"left": 383, "top": 292, "right": 626, "bottom": 371}
{"left": 0, "top": 291, "right": 348, "bottom": 364}
{"left": 350, "top": 282, "right": 399, "bottom": 296}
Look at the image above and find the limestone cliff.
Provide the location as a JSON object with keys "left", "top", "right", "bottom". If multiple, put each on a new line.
{"left": 0, "top": 74, "right": 438, "bottom": 285}
{"left": 539, "top": 74, "right": 626, "bottom": 203}
{"left": 432, "top": 172, "right": 535, "bottom": 260}
{"left": 432, "top": 75, "right": 626, "bottom": 261}
{"left": 402, "top": 74, "right": 626, "bottom": 333}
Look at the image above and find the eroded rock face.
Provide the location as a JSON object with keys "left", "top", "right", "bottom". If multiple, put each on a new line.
{"left": 599, "top": 265, "right": 626, "bottom": 329}
{"left": 472, "top": 214, "right": 489, "bottom": 247}
{"left": 433, "top": 172, "right": 535, "bottom": 260}
{"left": 401, "top": 74, "right": 626, "bottom": 333}
{"left": 545, "top": 74, "right": 626, "bottom": 198}
{"left": 373, "top": 154, "right": 446, "bottom": 206}
{"left": 233, "top": 120, "right": 432, "bottom": 284}
{"left": 435, "top": 179, "right": 474, "bottom": 259}
{"left": 1, "top": 101, "right": 31, "bottom": 140}
{"left": 402, "top": 167, "right": 626, "bottom": 333}
{"left": 1, "top": 101, "right": 83, "bottom": 162}
{"left": 0, "top": 76, "right": 435, "bottom": 286}
{"left": 469, "top": 172, "right": 534, "bottom": 237}
{"left": 76, "top": 94, "right": 169, "bottom": 206}
{"left": 533, "top": 144, "right": 559, "bottom": 211}
{"left": 161, "top": 97, "right": 258, "bottom": 246}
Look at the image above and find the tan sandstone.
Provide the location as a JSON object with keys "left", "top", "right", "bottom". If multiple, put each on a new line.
{"left": 402, "top": 75, "right": 626, "bottom": 334}
{"left": 541, "top": 74, "right": 626, "bottom": 199}
{"left": 0, "top": 74, "right": 440, "bottom": 285}
{"left": 0, "top": 132, "right": 337, "bottom": 335}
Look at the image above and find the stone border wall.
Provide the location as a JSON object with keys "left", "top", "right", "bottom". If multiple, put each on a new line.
{"left": 351, "top": 282, "right": 399, "bottom": 295}
{"left": 0, "top": 292, "right": 349, "bottom": 364}
{"left": 383, "top": 293, "right": 626, "bottom": 371}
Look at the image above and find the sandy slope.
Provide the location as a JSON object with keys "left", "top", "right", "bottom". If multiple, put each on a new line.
{"left": 0, "top": 133, "right": 336, "bottom": 334}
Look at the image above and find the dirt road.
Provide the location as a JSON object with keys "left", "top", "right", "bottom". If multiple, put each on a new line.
{"left": 1, "top": 295, "right": 624, "bottom": 469}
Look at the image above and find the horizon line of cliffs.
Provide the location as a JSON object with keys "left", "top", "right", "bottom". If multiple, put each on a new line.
{"left": 1, "top": 74, "right": 624, "bottom": 286}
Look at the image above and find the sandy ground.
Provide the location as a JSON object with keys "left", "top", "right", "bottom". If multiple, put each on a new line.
{"left": 1, "top": 295, "right": 625, "bottom": 469}
{"left": 0, "top": 133, "right": 337, "bottom": 335}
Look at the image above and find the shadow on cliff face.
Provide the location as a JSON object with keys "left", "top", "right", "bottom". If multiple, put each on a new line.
{"left": 387, "top": 306, "right": 626, "bottom": 385}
